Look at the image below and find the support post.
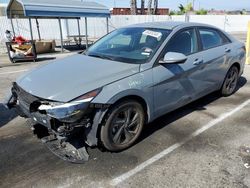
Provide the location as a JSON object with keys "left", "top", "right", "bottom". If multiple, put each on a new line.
{"left": 36, "top": 18, "right": 41, "bottom": 41}
{"left": 10, "top": 18, "right": 15, "bottom": 37}
{"left": 246, "top": 21, "right": 250, "bottom": 65}
{"left": 77, "top": 18, "right": 81, "bottom": 45}
{"left": 185, "top": 12, "right": 190, "bottom": 22}
{"left": 85, "top": 17, "right": 88, "bottom": 49}
{"left": 58, "top": 18, "right": 64, "bottom": 53}
{"left": 28, "top": 18, "right": 34, "bottom": 41}
{"left": 106, "top": 17, "right": 109, "bottom": 34}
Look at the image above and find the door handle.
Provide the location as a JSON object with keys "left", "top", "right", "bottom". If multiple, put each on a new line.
{"left": 193, "top": 59, "right": 203, "bottom": 65}
{"left": 225, "top": 48, "right": 231, "bottom": 53}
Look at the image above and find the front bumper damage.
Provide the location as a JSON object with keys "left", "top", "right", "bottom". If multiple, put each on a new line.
{"left": 41, "top": 135, "right": 89, "bottom": 163}
{"left": 5, "top": 83, "right": 108, "bottom": 163}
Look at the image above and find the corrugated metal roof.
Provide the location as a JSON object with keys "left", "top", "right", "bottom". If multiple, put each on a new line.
{"left": 7, "top": 0, "right": 110, "bottom": 18}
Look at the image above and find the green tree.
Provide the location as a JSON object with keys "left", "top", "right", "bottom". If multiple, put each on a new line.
{"left": 196, "top": 8, "right": 208, "bottom": 15}
{"left": 185, "top": 2, "right": 193, "bottom": 12}
{"left": 178, "top": 3, "right": 193, "bottom": 14}
{"left": 240, "top": 9, "right": 247, "bottom": 15}
{"left": 178, "top": 4, "right": 185, "bottom": 14}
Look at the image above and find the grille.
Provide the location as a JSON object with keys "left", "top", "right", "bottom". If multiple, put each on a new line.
{"left": 12, "top": 82, "right": 39, "bottom": 112}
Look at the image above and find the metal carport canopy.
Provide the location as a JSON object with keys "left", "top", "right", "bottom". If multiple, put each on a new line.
{"left": 7, "top": 0, "right": 110, "bottom": 18}
{"left": 6, "top": 0, "right": 110, "bottom": 52}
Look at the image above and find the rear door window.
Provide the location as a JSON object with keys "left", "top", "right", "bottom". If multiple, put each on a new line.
{"left": 198, "top": 28, "right": 225, "bottom": 50}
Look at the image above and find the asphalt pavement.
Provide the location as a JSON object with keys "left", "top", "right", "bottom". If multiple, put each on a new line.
{"left": 0, "top": 35, "right": 250, "bottom": 188}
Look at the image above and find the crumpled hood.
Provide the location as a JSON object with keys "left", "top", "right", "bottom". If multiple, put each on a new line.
{"left": 17, "top": 54, "right": 140, "bottom": 102}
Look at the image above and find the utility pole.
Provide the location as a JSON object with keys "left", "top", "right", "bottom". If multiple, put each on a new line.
{"left": 141, "top": 0, "right": 145, "bottom": 15}
{"left": 153, "top": 0, "right": 158, "bottom": 15}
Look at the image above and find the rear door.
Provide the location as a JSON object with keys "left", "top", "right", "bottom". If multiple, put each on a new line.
{"left": 195, "top": 27, "right": 233, "bottom": 96}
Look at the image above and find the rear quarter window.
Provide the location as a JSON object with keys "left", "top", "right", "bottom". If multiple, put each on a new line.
{"left": 219, "top": 31, "right": 232, "bottom": 44}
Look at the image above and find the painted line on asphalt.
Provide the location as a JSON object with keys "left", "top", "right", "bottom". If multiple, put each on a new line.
{"left": 110, "top": 99, "right": 250, "bottom": 186}
{"left": 0, "top": 69, "right": 28, "bottom": 75}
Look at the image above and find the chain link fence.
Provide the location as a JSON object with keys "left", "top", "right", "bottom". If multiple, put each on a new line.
{"left": 0, "top": 15, "right": 249, "bottom": 54}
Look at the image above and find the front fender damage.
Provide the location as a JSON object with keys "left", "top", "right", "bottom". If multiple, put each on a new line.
{"left": 29, "top": 106, "right": 108, "bottom": 164}
{"left": 38, "top": 107, "right": 108, "bottom": 164}
{"left": 84, "top": 107, "right": 109, "bottom": 146}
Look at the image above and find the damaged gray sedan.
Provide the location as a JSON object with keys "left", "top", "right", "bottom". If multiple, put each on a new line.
{"left": 5, "top": 22, "right": 245, "bottom": 163}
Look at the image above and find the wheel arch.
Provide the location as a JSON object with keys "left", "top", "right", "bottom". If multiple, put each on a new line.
{"left": 88, "top": 94, "right": 150, "bottom": 148}
{"left": 86, "top": 92, "right": 152, "bottom": 147}
{"left": 230, "top": 61, "right": 240, "bottom": 72}
{"left": 98, "top": 95, "right": 148, "bottom": 151}
{"left": 220, "top": 61, "right": 241, "bottom": 96}
{"left": 221, "top": 62, "right": 240, "bottom": 84}
{"left": 109, "top": 95, "right": 149, "bottom": 123}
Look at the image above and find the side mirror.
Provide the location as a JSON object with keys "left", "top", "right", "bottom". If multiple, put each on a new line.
{"left": 160, "top": 52, "right": 187, "bottom": 64}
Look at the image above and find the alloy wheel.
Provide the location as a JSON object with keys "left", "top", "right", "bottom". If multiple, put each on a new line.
{"left": 110, "top": 106, "right": 141, "bottom": 145}
{"left": 224, "top": 67, "right": 238, "bottom": 94}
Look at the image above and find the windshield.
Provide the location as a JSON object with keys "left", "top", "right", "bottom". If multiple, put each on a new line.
{"left": 85, "top": 27, "right": 171, "bottom": 64}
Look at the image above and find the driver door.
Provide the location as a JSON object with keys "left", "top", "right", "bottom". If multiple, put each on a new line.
{"left": 153, "top": 28, "right": 205, "bottom": 117}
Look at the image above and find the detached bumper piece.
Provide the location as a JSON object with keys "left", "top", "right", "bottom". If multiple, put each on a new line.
{"left": 41, "top": 136, "right": 89, "bottom": 163}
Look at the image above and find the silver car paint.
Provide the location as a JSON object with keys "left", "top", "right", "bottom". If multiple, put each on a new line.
{"left": 16, "top": 22, "right": 245, "bottom": 123}
{"left": 94, "top": 22, "right": 245, "bottom": 122}
{"left": 17, "top": 54, "right": 140, "bottom": 102}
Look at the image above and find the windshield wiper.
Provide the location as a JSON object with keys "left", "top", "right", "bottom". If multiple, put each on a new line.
{"left": 88, "top": 54, "right": 114, "bottom": 61}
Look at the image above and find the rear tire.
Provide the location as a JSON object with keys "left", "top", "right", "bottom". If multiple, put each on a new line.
{"left": 100, "top": 100, "right": 145, "bottom": 152}
{"left": 221, "top": 66, "right": 239, "bottom": 96}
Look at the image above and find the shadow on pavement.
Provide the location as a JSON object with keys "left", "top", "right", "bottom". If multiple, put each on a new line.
{"left": 236, "top": 76, "right": 247, "bottom": 92}
{"left": 35, "top": 57, "right": 56, "bottom": 62}
{"left": 137, "top": 76, "right": 247, "bottom": 145}
{"left": 0, "top": 103, "right": 17, "bottom": 128}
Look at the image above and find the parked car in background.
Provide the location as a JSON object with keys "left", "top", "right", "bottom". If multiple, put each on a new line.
{"left": 5, "top": 21, "right": 246, "bottom": 163}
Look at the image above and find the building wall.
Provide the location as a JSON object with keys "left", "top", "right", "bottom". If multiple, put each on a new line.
{"left": 111, "top": 8, "right": 169, "bottom": 15}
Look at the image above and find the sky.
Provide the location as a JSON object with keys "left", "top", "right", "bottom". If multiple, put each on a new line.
{"left": 0, "top": 0, "right": 250, "bottom": 11}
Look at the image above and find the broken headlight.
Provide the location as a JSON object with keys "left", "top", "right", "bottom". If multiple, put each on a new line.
{"left": 38, "top": 89, "right": 101, "bottom": 123}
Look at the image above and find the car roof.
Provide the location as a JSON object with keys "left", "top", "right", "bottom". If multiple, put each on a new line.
{"left": 123, "top": 21, "right": 217, "bottom": 30}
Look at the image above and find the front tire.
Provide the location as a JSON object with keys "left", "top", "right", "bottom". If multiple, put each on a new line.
{"left": 221, "top": 65, "right": 239, "bottom": 96}
{"left": 100, "top": 100, "right": 145, "bottom": 152}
